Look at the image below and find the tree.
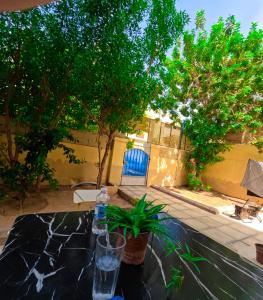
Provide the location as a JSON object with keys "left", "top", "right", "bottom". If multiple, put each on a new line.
{"left": 160, "top": 12, "right": 263, "bottom": 189}
{"left": 0, "top": 1, "right": 82, "bottom": 203}
{"left": 72, "top": 0, "right": 189, "bottom": 188}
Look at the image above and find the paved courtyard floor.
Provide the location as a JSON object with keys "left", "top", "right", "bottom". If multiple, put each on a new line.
{"left": 153, "top": 185, "right": 263, "bottom": 232}
{"left": 154, "top": 185, "right": 240, "bottom": 213}
{"left": 119, "top": 186, "right": 263, "bottom": 266}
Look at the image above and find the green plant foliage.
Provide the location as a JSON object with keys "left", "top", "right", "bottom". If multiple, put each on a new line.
{"left": 106, "top": 194, "right": 172, "bottom": 238}
{"left": 0, "top": 0, "right": 189, "bottom": 192}
{"left": 165, "top": 240, "right": 208, "bottom": 273}
{"left": 0, "top": 127, "right": 82, "bottom": 201}
{"left": 165, "top": 240, "right": 207, "bottom": 291}
{"left": 0, "top": 1, "right": 83, "bottom": 200}
{"left": 252, "top": 136, "right": 263, "bottom": 153}
{"left": 205, "top": 185, "right": 212, "bottom": 192}
{"left": 166, "top": 267, "right": 184, "bottom": 291}
{"left": 126, "top": 140, "right": 135, "bottom": 150}
{"left": 165, "top": 239, "right": 183, "bottom": 256}
{"left": 159, "top": 12, "right": 263, "bottom": 189}
{"left": 187, "top": 174, "right": 203, "bottom": 191}
{"left": 71, "top": 0, "right": 189, "bottom": 188}
{"left": 186, "top": 173, "right": 212, "bottom": 192}
{"left": 179, "top": 243, "right": 208, "bottom": 274}
{"left": 106, "top": 194, "right": 208, "bottom": 292}
{"left": 0, "top": 190, "right": 6, "bottom": 202}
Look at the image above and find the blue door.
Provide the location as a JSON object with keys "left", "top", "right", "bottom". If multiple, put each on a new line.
{"left": 121, "top": 149, "right": 149, "bottom": 185}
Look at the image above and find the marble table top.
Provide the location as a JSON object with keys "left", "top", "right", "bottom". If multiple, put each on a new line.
{"left": 0, "top": 211, "right": 263, "bottom": 300}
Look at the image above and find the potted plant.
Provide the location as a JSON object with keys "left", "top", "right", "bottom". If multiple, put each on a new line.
{"left": 106, "top": 194, "right": 171, "bottom": 265}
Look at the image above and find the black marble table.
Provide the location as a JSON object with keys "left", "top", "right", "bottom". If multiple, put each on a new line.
{"left": 0, "top": 211, "right": 263, "bottom": 300}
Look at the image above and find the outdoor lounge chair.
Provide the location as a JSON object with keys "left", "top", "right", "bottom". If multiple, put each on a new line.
{"left": 234, "top": 191, "right": 263, "bottom": 223}
{"left": 234, "top": 159, "right": 263, "bottom": 222}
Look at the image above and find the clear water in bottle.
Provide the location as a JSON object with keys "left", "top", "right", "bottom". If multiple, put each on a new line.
{"left": 92, "top": 187, "right": 109, "bottom": 234}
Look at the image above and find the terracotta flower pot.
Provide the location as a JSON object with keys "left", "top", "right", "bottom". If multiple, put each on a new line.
{"left": 255, "top": 243, "right": 263, "bottom": 264}
{"left": 122, "top": 232, "right": 149, "bottom": 265}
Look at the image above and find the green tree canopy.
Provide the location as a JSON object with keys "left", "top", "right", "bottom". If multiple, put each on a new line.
{"left": 0, "top": 1, "right": 82, "bottom": 200}
{"left": 0, "top": 0, "right": 189, "bottom": 194}
{"left": 72, "top": 0, "right": 189, "bottom": 187}
{"left": 160, "top": 12, "right": 263, "bottom": 189}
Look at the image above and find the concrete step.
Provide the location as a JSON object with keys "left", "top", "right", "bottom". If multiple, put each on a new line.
{"left": 151, "top": 185, "right": 221, "bottom": 214}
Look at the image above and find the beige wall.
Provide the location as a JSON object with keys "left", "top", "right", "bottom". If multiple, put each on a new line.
{"left": 0, "top": 133, "right": 110, "bottom": 186}
{"left": 0, "top": 131, "right": 187, "bottom": 188}
{"left": 4, "top": 129, "right": 261, "bottom": 200}
{"left": 107, "top": 138, "right": 127, "bottom": 186}
{"left": 203, "top": 144, "right": 263, "bottom": 200}
{"left": 56, "top": 142, "right": 260, "bottom": 199}
{"left": 174, "top": 150, "right": 188, "bottom": 186}
{"left": 47, "top": 142, "right": 110, "bottom": 185}
{"left": 0, "top": 132, "right": 127, "bottom": 187}
{"left": 147, "top": 144, "right": 187, "bottom": 187}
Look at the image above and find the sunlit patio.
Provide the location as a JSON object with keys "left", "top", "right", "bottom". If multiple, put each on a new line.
{"left": 0, "top": 0, "right": 263, "bottom": 299}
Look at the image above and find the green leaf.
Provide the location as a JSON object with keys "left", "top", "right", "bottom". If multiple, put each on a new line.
{"left": 166, "top": 267, "right": 184, "bottom": 291}
{"left": 161, "top": 12, "right": 263, "bottom": 186}
{"left": 106, "top": 194, "right": 172, "bottom": 238}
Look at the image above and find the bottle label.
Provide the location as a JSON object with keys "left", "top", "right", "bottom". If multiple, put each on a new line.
{"left": 95, "top": 204, "right": 106, "bottom": 219}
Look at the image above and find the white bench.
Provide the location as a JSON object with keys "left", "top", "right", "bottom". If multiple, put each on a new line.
{"left": 72, "top": 182, "right": 106, "bottom": 205}
{"left": 73, "top": 189, "right": 100, "bottom": 204}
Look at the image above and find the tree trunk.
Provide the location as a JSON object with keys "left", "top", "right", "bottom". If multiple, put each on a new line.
{"left": 35, "top": 175, "right": 42, "bottom": 192}
{"left": 3, "top": 100, "right": 14, "bottom": 166}
{"left": 96, "top": 131, "right": 115, "bottom": 189}
{"left": 3, "top": 52, "right": 21, "bottom": 166}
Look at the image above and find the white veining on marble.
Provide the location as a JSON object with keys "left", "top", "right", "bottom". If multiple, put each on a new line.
{"left": 3, "top": 237, "right": 18, "bottom": 250}
{"left": 25, "top": 283, "right": 32, "bottom": 296}
{"left": 221, "top": 257, "right": 263, "bottom": 290}
{"left": 163, "top": 236, "right": 220, "bottom": 300}
{"left": 1, "top": 211, "right": 263, "bottom": 299}
{"left": 180, "top": 255, "right": 219, "bottom": 300}
{"left": 18, "top": 283, "right": 32, "bottom": 300}
{"left": 193, "top": 246, "right": 253, "bottom": 297}
{"left": 33, "top": 267, "right": 64, "bottom": 292}
{"left": 63, "top": 247, "right": 90, "bottom": 250}
{"left": 3, "top": 274, "right": 12, "bottom": 285}
{"left": 51, "top": 288, "right": 56, "bottom": 300}
{"left": 20, "top": 253, "right": 29, "bottom": 269}
{"left": 12, "top": 216, "right": 26, "bottom": 227}
{"left": 78, "top": 267, "right": 85, "bottom": 282}
{"left": 54, "top": 213, "right": 69, "bottom": 231}
{"left": 0, "top": 246, "right": 20, "bottom": 262}
{"left": 49, "top": 255, "right": 55, "bottom": 267}
{"left": 142, "top": 280, "right": 152, "bottom": 300}
{"left": 63, "top": 232, "right": 86, "bottom": 246}
{"left": 147, "top": 244, "right": 166, "bottom": 286}
{"left": 213, "top": 262, "right": 250, "bottom": 295}
{"left": 194, "top": 239, "right": 263, "bottom": 288}
{"left": 76, "top": 217, "right": 82, "bottom": 230}
{"left": 218, "top": 286, "right": 237, "bottom": 300}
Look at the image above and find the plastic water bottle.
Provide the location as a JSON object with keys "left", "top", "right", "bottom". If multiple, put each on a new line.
{"left": 92, "top": 187, "right": 109, "bottom": 234}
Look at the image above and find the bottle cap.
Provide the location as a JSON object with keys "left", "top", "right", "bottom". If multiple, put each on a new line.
{"left": 101, "top": 187, "right": 107, "bottom": 193}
